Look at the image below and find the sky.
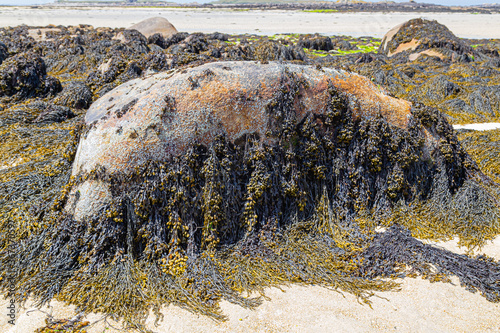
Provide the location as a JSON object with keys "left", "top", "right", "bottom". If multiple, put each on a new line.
{"left": 0, "top": 0, "right": 498, "bottom": 6}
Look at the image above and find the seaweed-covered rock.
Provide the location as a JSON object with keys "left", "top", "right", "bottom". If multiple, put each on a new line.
{"left": 410, "top": 75, "right": 461, "bottom": 102}
{"left": 379, "top": 19, "right": 476, "bottom": 62}
{"left": 182, "top": 33, "right": 210, "bottom": 54}
{"left": 0, "top": 52, "right": 61, "bottom": 99}
{"left": 115, "top": 29, "right": 147, "bottom": 44}
{"left": 147, "top": 33, "right": 167, "bottom": 49}
{"left": 70, "top": 61, "right": 438, "bottom": 222}
{"left": 113, "top": 29, "right": 150, "bottom": 54}
{"left": 163, "top": 32, "right": 189, "bottom": 49}
{"left": 53, "top": 81, "right": 93, "bottom": 109}
{"left": 441, "top": 98, "right": 473, "bottom": 116}
{"left": 208, "top": 32, "right": 229, "bottom": 42}
{"left": 332, "top": 38, "right": 357, "bottom": 51}
{"left": 299, "top": 35, "right": 333, "bottom": 51}
{"left": 86, "top": 56, "right": 128, "bottom": 93}
{"left": 475, "top": 45, "right": 500, "bottom": 58}
{"left": 0, "top": 42, "right": 8, "bottom": 65}
{"left": 141, "top": 51, "right": 172, "bottom": 73}
{"left": 467, "top": 86, "right": 499, "bottom": 117}
{"left": 124, "top": 17, "right": 177, "bottom": 41}
{"left": 56, "top": 61, "right": 495, "bottom": 280}
{"left": 249, "top": 41, "right": 306, "bottom": 62}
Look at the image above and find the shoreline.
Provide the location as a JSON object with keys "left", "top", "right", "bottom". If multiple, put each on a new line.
{"left": 0, "top": 8, "right": 498, "bottom": 38}
{"left": 5, "top": 2, "right": 500, "bottom": 14}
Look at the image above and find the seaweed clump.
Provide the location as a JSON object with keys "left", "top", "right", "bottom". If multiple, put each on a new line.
{"left": 35, "top": 314, "right": 89, "bottom": 333}
{"left": 53, "top": 81, "right": 93, "bottom": 110}
{"left": 457, "top": 129, "right": 500, "bottom": 184}
{"left": 0, "top": 52, "right": 61, "bottom": 100}
{"left": 361, "top": 224, "right": 500, "bottom": 301}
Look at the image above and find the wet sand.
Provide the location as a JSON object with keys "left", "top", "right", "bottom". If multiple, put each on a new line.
{"left": 0, "top": 7, "right": 499, "bottom": 38}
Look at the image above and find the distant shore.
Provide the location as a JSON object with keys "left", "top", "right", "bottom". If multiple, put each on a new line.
{"left": 14, "top": 1, "right": 500, "bottom": 14}
{"left": 0, "top": 7, "right": 499, "bottom": 38}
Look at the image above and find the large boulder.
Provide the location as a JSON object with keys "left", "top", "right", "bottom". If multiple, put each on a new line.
{"left": 72, "top": 61, "right": 412, "bottom": 177}
{"left": 66, "top": 61, "right": 466, "bottom": 223}
{"left": 379, "top": 19, "right": 476, "bottom": 62}
{"left": 124, "top": 17, "right": 177, "bottom": 40}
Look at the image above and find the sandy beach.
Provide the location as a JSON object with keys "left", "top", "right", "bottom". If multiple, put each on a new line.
{"left": 0, "top": 7, "right": 499, "bottom": 38}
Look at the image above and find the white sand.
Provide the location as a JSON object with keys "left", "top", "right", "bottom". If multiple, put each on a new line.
{"left": 453, "top": 123, "right": 500, "bottom": 131}
{"left": 1, "top": 236, "right": 499, "bottom": 333}
{"left": 0, "top": 7, "right": 499, "bottom": 38}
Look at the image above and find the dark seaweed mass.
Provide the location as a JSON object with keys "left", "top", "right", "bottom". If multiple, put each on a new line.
{"left": 0, "top": 52, "right": 61, "bottom": 100}
{"left": 0, "top": 22, "right": 499, "bottom": 330}
{"left": 362, "top": 224, "right": 500, "bottom": 301}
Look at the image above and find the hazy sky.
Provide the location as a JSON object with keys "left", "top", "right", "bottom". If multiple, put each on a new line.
{"left": 0, "top": 0, "right": 498, "bottom": 6}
